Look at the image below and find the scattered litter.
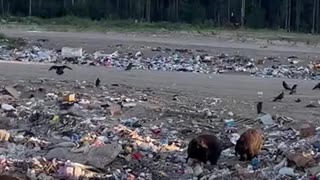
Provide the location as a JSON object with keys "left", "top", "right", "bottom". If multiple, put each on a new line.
{"left": 109, "top": 103, "right": 122, "bottom": 116}
{"left": 120, "top": 117, "right": 141, "bottom": 127}
{"left": 273, "top": 158, "right": 287, "bottom": 171}
{"left": 300, "top": 127, "right": 316, "bottom": 138}
{"left": 61, "top": 47, "right": 83, "bottom": 58}
{"left": 46, "top": 143, "right": 121, "bottom": 169}
{"left": 1, "top": 103, "right": 15, "bottom": 111}
{"left": 229, "top": 133, "right": 240, "bottom": 145}
{"left": 64, "top": 93, "right": 76, "bottom": 102}
{"left": 0, "top": 39, "right": 318, "bottom": 179}
{"left": 224, "top": 119, "right": 235, "bottom": 127}
{"left": 279, "top": 167, "right": 298, "bottom": 177}
{"left": 250, "top": 157, "right": 260, "bottom": 170}
{"left": 286, "top": 152, "right": 316, "bottom": 168}
{"left": 0, "top": 129, "right": 10, "bottom": 142}
{"left": 257, "top": 114, "right": 274, "bottom": 125}
{"left": 193, "top": 164, "right": 203, "bottom": 177}
{"left": 307, "top": 166, "right": 320, "bottom": 177}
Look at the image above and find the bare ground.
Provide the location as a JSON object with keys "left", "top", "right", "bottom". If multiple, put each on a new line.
{"left": 2, "top": 28, "right": 320, "bottom": 59}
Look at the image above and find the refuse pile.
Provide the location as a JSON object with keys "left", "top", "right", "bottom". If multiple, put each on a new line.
{"left": 256, "top": 65, "right": 320, "bottom": 80}
{"left": 0, "top": 45, "right": 59, "bottom": 62}
{"left": 0, "top": 78, "right": 318, "bottom": 179}
{"left": 2, "top": 41, "right": 320, "bottom": 80}
{"left": 0, "top": 44, "right": 259, "bottom": 74}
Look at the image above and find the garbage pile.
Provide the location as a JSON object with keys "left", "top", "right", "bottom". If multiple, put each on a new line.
{"left": 0, "top": 79, "right": 319, "bottom": 179}
{"left": 256, "top": 65, "right": 320, "bottom": 80}
{"left": 0, "top": 45, "right": 59, "bottom": 63}
{"left": 2, "top": 42, "right": 320, "bottom": 80}
{"left": 0, "top": 44, "right": 259, "bottom": 74}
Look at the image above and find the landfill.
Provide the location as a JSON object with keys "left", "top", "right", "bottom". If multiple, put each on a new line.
{"left": 1, "top": 40, "right": 320, "bottom": 80}
{"left": 0, "top": 38, "right": 320, "bottom": 179}
{"left": 0, "top": 44, "right": 256, "bottom": 74}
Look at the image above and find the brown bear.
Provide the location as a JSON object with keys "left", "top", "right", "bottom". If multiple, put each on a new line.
{"left": 186, "top": 134, "right": 222, "bottom": 165}
{"left": 235, "top": 129, "right": 264, "bottom": 161}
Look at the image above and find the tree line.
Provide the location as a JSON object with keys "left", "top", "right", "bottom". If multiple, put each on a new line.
{"left": 0, "top": 0, "right": 320, "bottom": 33}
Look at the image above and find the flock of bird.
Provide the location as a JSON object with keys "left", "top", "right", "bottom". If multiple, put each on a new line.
{"left": 254, "top": 80, "right": 320, "bottom": 115}
{"left": 257, "top": 80, "right": 320, "bottom": 122}
{"left": 271, "top": 80, "right": 320, "bottom": 103}
{"left": 272, "top": 81, "right": 296, "bottom": 102}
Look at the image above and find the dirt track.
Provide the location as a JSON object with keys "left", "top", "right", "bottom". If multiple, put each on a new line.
{"left": 0, "top": 28, "right": 320, "bottom": 124}
{"left": 2, "top": 28, "right": 320, "bottom": 59}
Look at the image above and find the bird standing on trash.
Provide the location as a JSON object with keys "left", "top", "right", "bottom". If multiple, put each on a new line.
{"left": 95, "top": 78, "right": 101, "bottom": 87}
{"left": 289, "top": 84, "right": 297, "bottom": 95}
{"left": 49, "top": 65, "right": 72, "bottom": 75}
{"left": 273, "top": 92, "right": 284, "bottom": 102}
{"left": 282, "top": 81, "right": 291, "bottom": 91}
{"left": 312, "top": 83, "right": 320, "bottom": 90}
{"left": 125, "top": 62, "right": 133, "bottom": 71}
{"left": 257, "top": 102, "right": 263, "bottom": 114}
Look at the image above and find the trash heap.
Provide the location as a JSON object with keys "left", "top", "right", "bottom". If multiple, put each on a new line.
{"left": 254, "top": 56, "right": 320, "bottom": 80}
{"left": 256, "top": 65, "right": 320, "bottom": 80}
{"left": 1, "top": 42, "right": 320, "bottom": 80}
{"left": 0, "top": 44, "right": 259, "bottom": 74}
{"left": 0, "top": 45, "right": 59, "bottom": 63}
{"left": 0, "top": 79, "right": 318, "bottom": 179}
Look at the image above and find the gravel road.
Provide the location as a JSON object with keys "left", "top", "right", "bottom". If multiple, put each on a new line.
{"left": 2, "top": 28, "right": 320, "bottom": 59}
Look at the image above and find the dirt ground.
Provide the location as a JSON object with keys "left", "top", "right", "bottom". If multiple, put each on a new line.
{"left": 3, "top": 28, "right": 320, "bottom": 59}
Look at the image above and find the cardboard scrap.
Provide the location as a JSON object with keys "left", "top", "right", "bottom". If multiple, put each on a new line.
{"left": 300, "top": 127, "right": 316, "bottom": 138}
{"left": 5, "top": 86, "right": 20, "bottom": 99}
{"left": 257, "top": 114, "right": 274, "bottom": 125}
{"left": 109, "top": 104, "right": 122, "bottom": 117}
{"left": 64, "top": 94, "right": 76, "bottom": 102}
{"left": 61, "top": 47, "right": 83, "bottom": 58}
{"left": 0, "top": 129, "right": 10, "bottom": 142}
{"left": 286, "top": 152, "right": 316, "bottom": 168}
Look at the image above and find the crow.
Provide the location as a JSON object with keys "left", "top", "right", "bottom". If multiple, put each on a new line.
{"left": 49, "top": 65, "right": 72, "bottom": 75}
{"left": 306, "top": 104, "right": 318, "bottom": 108}
{"left": 282, "top": 81, "right": 291, "bottom": 91}
{"left": 95, "top": 78, "right": 101, "bottom": 87}
{"left": 289, "top": 84, "right": 297, "bottom": 94}
{"left": 295, "top": 98, "right": 301, "bottom": 103}
{"left": 125, "top": 62, "right": 133, "bottom": 71}
{"left": 257, "top": 102, "right": 263, "bottom": 114}
{"left": 273, "top": 92, "right": 284, "bottom": 102}
{"left": 312, "top": 83, "right": 320, "bottom": 90}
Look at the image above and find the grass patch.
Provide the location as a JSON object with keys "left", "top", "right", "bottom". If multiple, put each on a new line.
{"left": 0, "top": 16, "right": 219, "bottom": 33}
{"left": 0, "top": 32, "right": 27, "bottom": 48}
{"left": 1, "top": 16, "right": 320, "bottom": 45}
